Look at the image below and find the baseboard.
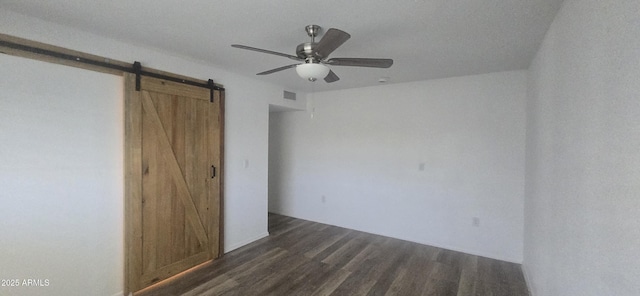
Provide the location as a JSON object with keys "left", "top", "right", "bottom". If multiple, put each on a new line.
{"left": 110, "top": 291, "right": 125, "bottom": 296}
{"left": 224, "top": 232, "right": 269, "bottom": 253}
{"left": 419, "top": 241, "right": 522, "bottom": 264}
{"left": 272, "top": 212, "right": 522, "bottom": 263}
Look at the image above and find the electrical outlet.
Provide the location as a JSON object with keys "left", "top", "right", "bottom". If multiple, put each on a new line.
{"left": 321, "top": 195, "right": 326, "bottom": 203}
{"left": 418, "top": 163, "right": 426, "bottom": 171}
{"left": 472, "top": 217, "right": 480, "bottom": 227}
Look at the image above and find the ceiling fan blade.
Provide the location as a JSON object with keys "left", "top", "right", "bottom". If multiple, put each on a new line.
{"left": 256, "top": 64, "right": 299, "bottom": 75}
{"left": 313, "top": 28, "right": 351, "bottom": 59}
{"left": 324, "top": 70, "right": 340, "bottom": 83}
{"left": 325, "top": 58, "right": 393, "bottom": 68}
{"left": 232, "top": 44, "right": 302, "bottom": 61}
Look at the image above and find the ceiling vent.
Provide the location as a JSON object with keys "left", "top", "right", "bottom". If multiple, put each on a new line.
{"left": 283, "top": 90, "right": 297, "bottom": 101}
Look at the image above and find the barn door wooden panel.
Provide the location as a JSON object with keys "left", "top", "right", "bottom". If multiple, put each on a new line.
{"left": 125, "top": 73, "right": 223, "bottom": 293}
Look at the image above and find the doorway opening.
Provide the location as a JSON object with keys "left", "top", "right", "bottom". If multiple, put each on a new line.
{"left": 267, "top": 104, "right": 300, "bottom": 233}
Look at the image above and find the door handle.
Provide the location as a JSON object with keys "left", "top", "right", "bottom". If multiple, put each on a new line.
{"left": 211, "top": 165, "right": 216, "bottom": 178}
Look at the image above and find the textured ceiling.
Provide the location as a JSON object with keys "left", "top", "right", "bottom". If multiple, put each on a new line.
{"left": 1, "top": 0, "right": 564, "bottom": 92}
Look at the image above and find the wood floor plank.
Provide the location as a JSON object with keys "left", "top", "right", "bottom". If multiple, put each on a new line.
{"left": 456, "top": 268, "right": 477, "bottom": 296}
{"left": 422, "top": 262, "right": 460, "bottom": 296}
{"left": 392, "top": 255, "right": 434, "bottom": 295}
{"left": 286, "top": 228, "right": 342, "bottom": 255}
{"left": 256, "top": 257, "right": 327, "bottom": 295}
{"left": 309, "top": 268, "right": 351, "bottom": 296}
{"left": 136, "top": 213, "right": 530, "bottom": 296}
{"left": 384, "top": 266, "right": 409, "bottom": 296}
{"left": 180, "top": 274, "right": 234, "bottom": 296}
{"left": 283, "top": 262, "right": 346, "bottom": 295}
{"left": 329, "top": 271, "right": 378, "bottom": 296}
{"left": 321, "top": 235, "right": 369, "bottom": 268}
{"left": 364, "top": 241, "right": 415, "bottom": 295}
{"left": 226, "top": 251, "right": 309, "bottom": 295}
{"left": 341, "top": 243, "right": 375, "bottom": 272}
{"left": 197, "top": 278, "right": 238, "bottom": 296}
{"left": 303, "top": 229, "right": 352, "bottom": 259}
{"left": 220, "top": 248, "right": 289, "bottom": 283}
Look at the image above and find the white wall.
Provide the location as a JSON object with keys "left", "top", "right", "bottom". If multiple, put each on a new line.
{"left": 523, "top": 0, "right": 640, "bottom": 295}
{"left": 0, "top": 9, "right": 302, "bottom": 295}
{"left": 0, "top": 55, "right": 123, "bottom": 296}
{"left": 269, "top": 70, "right": 527, "bottom": 262}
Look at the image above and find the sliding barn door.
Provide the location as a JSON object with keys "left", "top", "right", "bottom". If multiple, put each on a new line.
{"left": 124, "top": 73, "right": 223, "bottom": 293}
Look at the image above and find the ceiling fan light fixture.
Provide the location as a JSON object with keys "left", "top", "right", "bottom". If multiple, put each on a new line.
{"left": 296, "top": 63, "right": 330, "bottom": 82}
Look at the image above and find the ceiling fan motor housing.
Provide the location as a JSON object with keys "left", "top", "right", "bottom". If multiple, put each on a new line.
{"left": 296, "top": 42, "right": 320, "bottom": 62}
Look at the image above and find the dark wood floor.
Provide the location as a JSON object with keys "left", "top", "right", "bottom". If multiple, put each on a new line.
{"left": 137, "top": 213, "right": 529, "bottom": 296}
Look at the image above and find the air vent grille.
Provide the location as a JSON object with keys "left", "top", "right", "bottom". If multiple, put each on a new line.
{"left": 283, "top": 90, "right": 296, "bottom": 100}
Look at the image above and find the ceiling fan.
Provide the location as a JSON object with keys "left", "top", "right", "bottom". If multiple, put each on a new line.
{"left": 231, "top": 25, "right": 393, "bottom": 83}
